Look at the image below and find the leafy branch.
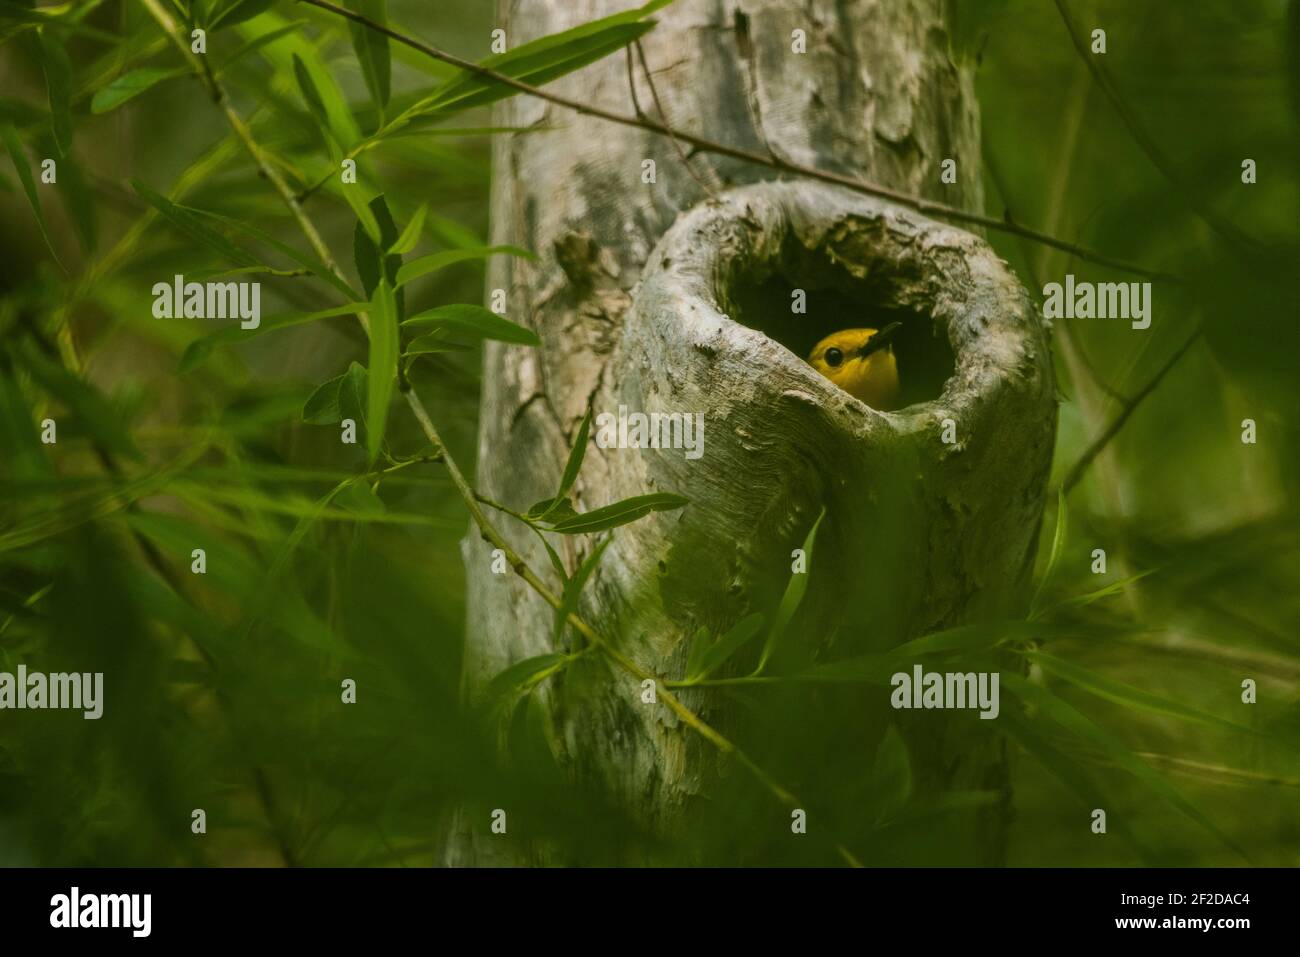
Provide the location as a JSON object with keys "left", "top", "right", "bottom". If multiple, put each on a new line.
{"left": 129, "top": 0, "right": 864, "bottom": 866}
{"left": 299, "top": 0, "right": 1175, "bottom": 281}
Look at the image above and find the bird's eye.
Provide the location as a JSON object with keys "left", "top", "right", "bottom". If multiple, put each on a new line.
{"left": 824, "top": 347, "right": 843, "bottom": 367}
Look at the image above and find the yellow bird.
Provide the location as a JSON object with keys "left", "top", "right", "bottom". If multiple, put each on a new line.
{"left": 807, "top": 322, "right": 903, "bottom": 411}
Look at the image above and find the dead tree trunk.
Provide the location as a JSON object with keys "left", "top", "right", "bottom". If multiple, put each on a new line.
{"left": 453, "top": 0, "right": 1056, "bottom": 864}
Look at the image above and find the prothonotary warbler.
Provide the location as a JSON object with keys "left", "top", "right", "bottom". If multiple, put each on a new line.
{"left": 807, "top": 321, "right": 903, "bottom": 411}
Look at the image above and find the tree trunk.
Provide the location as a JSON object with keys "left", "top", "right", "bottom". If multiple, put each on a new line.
{"left": 451, "top": 0, "right": 1056, "bottom": 864}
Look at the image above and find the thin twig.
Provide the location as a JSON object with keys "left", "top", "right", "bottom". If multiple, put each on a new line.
{"left": 1057, "top": 327, "right": 1203, "bottom": 495}
{"left": 297, "top": 0, "right": 1174, "bottom": 281}
{"left": 634, "top": 39, "right": 719, "bottom": 199}
{"left": 1052, "top": 0, "right": 1258, "bottom": 257}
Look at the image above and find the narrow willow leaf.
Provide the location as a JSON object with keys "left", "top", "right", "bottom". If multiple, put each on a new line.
{"left": 1045, "top": 570, "right": 1157, "bottom": 615}
{"left": 16, "top": 340, "right": 139, "bottom": 461}
{"left": 38, "top": 29, "right": 73, "bottom": 156}
{"left": 1, "top": 123, "right": 63, "bottom": 268}
{"left": 554, "top": 408, "right": 593, "bottom": 504}
{"left": 870, "top": 725, "right": 912, "bottom": 824}
{"left": 366, "top": 280, "right": 398, "bottom": 464}
{"left": 239, "top": 12, "right": 361, "bottom": 148}
{"left": 683, "top": 627, "right": 711, "bottom": 685}
{"left": 90, "top": 66, "right": 185, "bottom": 114}
{"left": 402, "top": 334, "right": 473, "bottom": 357}
{"left": 292, "top": 52, "right": 331, "bottom": 131}
{"left": 132, "top": 180, "right": 259, "bottom": 268}
{"left": 346, "top": 0, "right": 390, "bottom": 115}
{"left": 187, "top": 206, "right": 360, "bottom": 301}
{"left": 1029, "top": 487, "right": 1067, "bottom": 618}
{"left": 483, "top": 653, "right": 570, "bottom": 709}
{"left": 403, "top": 304, "right": 539, "bottom": 345}
{"left": 535, "top": 529, "right": 567, "bottom": 584}
{"left": 388, "top": 202, "right": 427, "bottom": 255}
{"left": 546, "top": 492, "right": 688, "bottom": 534}
{"left": 394, "top": 245, "right": 535, "bottom": 287}
{"left": 757, "top": 507, "right": 823, "bottom": 673}
{"left": 1027, "top": 651, "right": 1257, "bottom": 735}
{"left": 207, "top": 0, "right": 274, "bottom": 30}
{"left": 1001, "top": 672, "right": 1247, "bottom": 859}
{"left": 995, "top": 706, "right": 1157, "bottom": 863}
{"left": 554, "top": 534, "right": 613, "bottom": 646}
{"left": 353, "top": 195, "right": 401, "bottom": 301}
{"left": 302, "top": 362, "right": 369, "bottom": 425}
{"left": 801, "top": 653, "right": 896, "bottom": 684}
{"left": 388, "top": 0, "right": 673, "bottom": 130}
{"left": 0, "top": 1, "right": 118, "bottom": 41}
{"left": 412, "top": 23, "right": 654, "bottom": 119}
{"left": 686, "top": 613, "right": 764, "bottom": 682}
{"left": 179, "top": 303, "right": 360, "bottom": 372}
{"left": 215, "top": 20, "right": 306, "bottom": 72}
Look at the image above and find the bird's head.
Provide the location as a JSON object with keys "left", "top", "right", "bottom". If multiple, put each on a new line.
{"left": 807, "top": 322, "right": 903, "bottom": 411}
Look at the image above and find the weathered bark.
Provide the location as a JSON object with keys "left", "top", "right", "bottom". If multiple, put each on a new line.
{"left": 452, "top": 0, "right": 1055, "bottom": 864}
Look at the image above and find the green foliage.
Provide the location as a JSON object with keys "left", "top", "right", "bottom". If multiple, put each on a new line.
{"left": 0, "top": 0, "right": 1296, "bottom": 870}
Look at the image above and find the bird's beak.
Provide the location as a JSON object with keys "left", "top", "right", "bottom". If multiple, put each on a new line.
{"left": 855, "top": 321, "right": 902, "bottom": 360}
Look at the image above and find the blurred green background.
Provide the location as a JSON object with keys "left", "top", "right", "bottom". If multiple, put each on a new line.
{"left": 0, "top": 0, "right": 1297, "bottom": 866}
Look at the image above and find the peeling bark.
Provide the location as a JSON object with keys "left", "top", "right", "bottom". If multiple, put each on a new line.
{"left": 451, "top": 0, "right": 1055, "bottom": 864}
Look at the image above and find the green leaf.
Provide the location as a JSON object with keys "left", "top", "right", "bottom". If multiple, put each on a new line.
{"left": 179, "top": 303, "right": 361, "bottom": 372}
{"left": 386, "top": 1, "right": 674, "bottom": 131}
{"left": 186, "top": 206, "right": 360, "bottom": 301}
{"left": 14, "top": 340, "right": 139, "bottom": 461}
{"left": 1027, "top": 652, "right": 1257, "bottom": 735}
{"left": 685, "top": 613, "right": 764, "bottom": 682}
{"left": 403, "top": 304, "right": 539, "bottom": 346}
{"left": 90, "top": 67, "right": 185, "bottom": 114}
{"left": 1043, "top": 570, "right": 1157, "bottom": 616}
{"left": 292, "top": 52, "right": 331, "bottom": 131}
{"left": 683, "top": 626, "right": 711, "bottom": 686}
{"left": 545, "top": 492, "right": 688, "bottom": 535}
{"left": 302, "top": 362, "right": 368, "bottom": 425}
{"left": 402, "top": 334, "right": 473, "bottom": 357}
{"left": 483, "top": 653, "right": 570, "bottom": 710}
{"left": 870, "top": 725, "right": 912, "bottom": 824}
{"left": 756, "top": 507, "right": 823, "bottom": 673}
{"left": 995, "top": 706, "right": 1156, "bottom": 863}
{"left": 1001, "top": 672, "right": 1247, "bottom": 859}
{"left": 1, "top": 123, "right": 63, "bottom": 268}
{"left": 554, "top": 408, "right": 592, "bottom": 503}
{"left": 527, "top": 496, "right": 577, "bottom": 524}
{"left": 554, "top": 534, "right": 613, "bottom": 647}
{"left": 38, "top": 29, "right": 72, "bottom": 156}
{"left": 366, "top": 279, "right": 398, "bottom": 464}
{"left": 346, "top": 0, "right": 390, "bottom": 115}
{"left": 215, "top": 21, "right": 307, "bottom": 72}
{"left": 132, "top": 180, "right": 259, "bottom": 268}
{"left": 394, "top": 244, "right": 535, "bottom": 287}
{"left": 388, "top": 202, "right": 427, "bottom": 255}
{"left": 352, "top": 196, "right": 403, "bottom": 325}
{"left": 239, "top": 12, "right": 360, "bottom": 148}
{"left": 207, "top": 0, "right": 274, "bottom": 30}
{"left": 1029, "top": 488, "right": 1066, "bottom": 618}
